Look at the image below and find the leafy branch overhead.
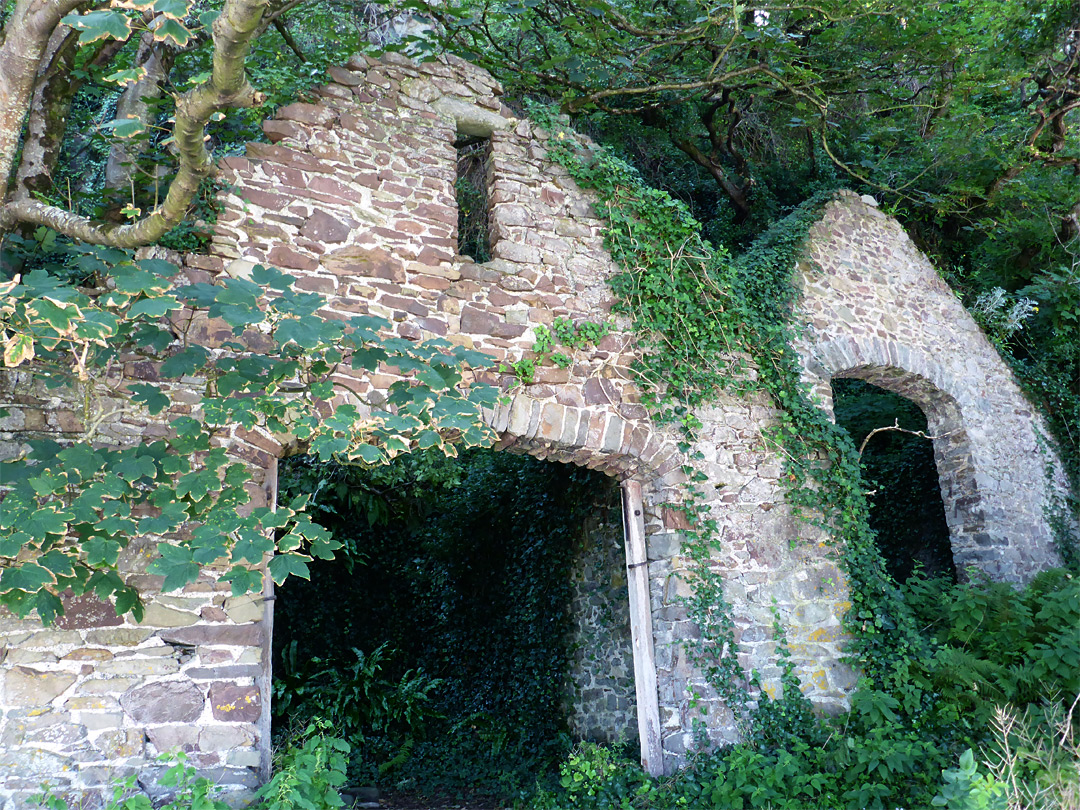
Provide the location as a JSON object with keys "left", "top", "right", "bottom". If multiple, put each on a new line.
{"left": 0, "top": 249, "right": 497, "bottom": 622}
{"left": 0, "top": 0, "right": 271, "bottom": 245}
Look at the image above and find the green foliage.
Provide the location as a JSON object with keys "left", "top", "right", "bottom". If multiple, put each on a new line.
{"left": 903, "top": 568, "right": 1080, "bottom": 704}
{"left": 504, "top": 316, "right": 611, "bottom": 384}
{"left": 531, "top": 104, "right": 910, "bottom": 713}
{"left": 273, "top": 642, "right": 442, "bottom": 780}
{"left": 35, "top": 751, "right": 231, "bottom": 810}
{"left": 519, "top": 110, "right": 1080, "bottom": 810}
{"left": 833, "top": 379, "right": 955, "bottom": 582}
{"left": 522, "top": 567, "right": 1079, "bottom": 809}
{"left": 0, "top": 243, "right": 497, "bottom": 622}
{"left": 455, "top": 138, "right": 491, "bottom": 262}
{"left": 529, "top": 742, "right": 659, "bottom": 809}
{"left": 255, "top": 721, "right": 351, "bottom": 810}
{"left": 933, "top": 749, "right": 1008, "bottom": 810}
{"left": 274, "top": 449, "right": 616, "bottom": 801}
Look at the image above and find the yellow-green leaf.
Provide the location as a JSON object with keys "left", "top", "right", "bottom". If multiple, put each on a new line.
{"left": 3, "top": 334, "right": 34, "bottom": 368}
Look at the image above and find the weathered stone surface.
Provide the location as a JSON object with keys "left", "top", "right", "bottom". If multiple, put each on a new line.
{"left": 157, "top": 624, "right": 264, "bottom": 647}
{"left": 222, "top": 595, "right": 264, "bottom": 624}
{"left": 208, "top": 683, "right": 260, "bottom": 723}
{"left": 146, "top": 724, "right": 200, "bottom": 752}
{"left": 85, "top": 628, "right": 152, "bottom": 647}
{"left": 120, "top": 680, "right": 204, "bottom": 723}
{"left": 301, "top": 211, "right": 350, "bottom": 244}
{"left": 276, "top": 102, "right": 336, "bottom": 126}
{"left": 55, "top": 594, "right": 123, "bottom": 630}
{"left": 4, "top": 668, "right": 76, "bottom": 706}
{"left": 322, "top": 246, "right": 405, "bottom": 281}
{"left": 139, "top": 603, "right": 199, "bottom": 628}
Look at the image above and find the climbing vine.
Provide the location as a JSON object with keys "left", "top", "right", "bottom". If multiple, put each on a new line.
{"left": 531, "top": 108, "right": 928, "bottom": 719}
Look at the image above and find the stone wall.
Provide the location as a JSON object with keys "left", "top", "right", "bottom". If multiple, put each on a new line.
{"left": 797, "top": 194, "right": 1070, "bottom": 583}
{"left": 565, "top": 502, "right": 637, "bottom": 744}
{"left": 0, "top": 51, "right": 1071, "bottom": 802}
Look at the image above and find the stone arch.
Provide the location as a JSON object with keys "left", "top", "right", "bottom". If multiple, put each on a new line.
{"left": 483, "top": 393, "right": 683, "bottom": 482}
{"left": 806, "top": 336, "right": 986, "bottom": 575}
{"left": 796, "top": 193, "right": 1067, "bottom": 583}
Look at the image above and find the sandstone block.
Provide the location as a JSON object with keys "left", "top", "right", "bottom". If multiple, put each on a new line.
{"left": 208, "top": 683, "right": 261, "bottom": 723}
{"left": 93, "top": 728, "right": 143, "bottom": 759}
{"left": 120, "top": 680, "right": 204, "bottom": 724}
{"left": 276, "top": 103, "right": 336, "bottom": 127}
{"left": 147, "top": 724, "right": 200, "bottom": 753}
{"left": 55, "top": 594, "right": 123, "bottom": 630}
{"left": 223, "top": 595, "right": 264, "bottom": 624}
{"left": 300, "top": 211, "right": 350, "bottom": 244}
{"left": 322, "top": 246, "right": 405, "bottom": 281}
{"left": 199, "top": 725, "right": 253, "bottom": 751}
{"left": 5, "top": 668, "right": 76, "bottom": 706}
{"left": 139, "top": 603, "right": 199, "bottom": 628}
{"left": 157, "top": 624, "right": 265, "bottom": 647}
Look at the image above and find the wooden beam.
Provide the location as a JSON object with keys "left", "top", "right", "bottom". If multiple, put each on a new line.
{"left": 621, "top": 479, "right": 664, "bottom": 777}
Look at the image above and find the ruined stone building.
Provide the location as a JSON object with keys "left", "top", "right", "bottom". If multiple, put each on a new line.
{"left": 0, "top": 53, "right": 1070, "bottom": 803}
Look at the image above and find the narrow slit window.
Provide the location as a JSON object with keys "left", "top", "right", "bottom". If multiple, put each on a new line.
{"left": 454, "top": 134, "right": 492, "bottom": 262}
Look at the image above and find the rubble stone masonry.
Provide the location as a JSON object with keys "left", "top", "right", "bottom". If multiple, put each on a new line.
{"left": 0, "top": 52, "right": 1070, "bottom": 803}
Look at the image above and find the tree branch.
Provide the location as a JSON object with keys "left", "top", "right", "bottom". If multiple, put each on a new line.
{"left": 272, "top": 17, "right": 306, "bottom": 62}
{"left": 857, "top": 418, "right": 957, "bottom": 458}
{"left": 0, "top": 0, "right": 271, "bottom": 246}
{"left": 0, "top": 0, "right": 91, "bottom": 199}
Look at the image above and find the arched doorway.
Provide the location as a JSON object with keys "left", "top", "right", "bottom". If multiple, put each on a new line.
{"left": 270, "top": 448, "right": 636, "bottom": 802}
{"left": 832, "top": 377, "right": 955, "bottom": 582}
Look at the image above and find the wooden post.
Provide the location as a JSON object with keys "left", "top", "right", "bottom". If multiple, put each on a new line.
{"left": 621, "top": 479, "right": 664, "bottom": 777}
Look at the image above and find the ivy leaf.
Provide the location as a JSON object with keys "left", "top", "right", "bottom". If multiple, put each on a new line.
{"left": 99, "top": 117, "right": 146, "bottom": 139}
{"left": 3, "top": 334, "right": 35, "bottom": 367}
{"left": 232, "top": 530, "right": 275, "bottom": 564}
{"left": 103, "top": 67, "right": 147, "bottom": 86}
{"left": 350, "top": 346, "right": 388, "bottom": 370}
{"left": 33, "top": 591, "right": 64, "bottom": 625}
{"left": 114, "top": 453, "right": 158, "bottom": 483}
{"left": 267, "top": 552, "right": 311, "bottom": 585}
{"left": 29, "top": 297, "right": 82, "bottom": 335}
{"left": 114, "top": 587, "right": 143, "bottom": 621}
{"left": 38, "top": 550, "right": 76, "bottom": 577}
{"left": 128, "top": 295, "right": 180, "bottom": 319}
{"left": 24, "top": 506, "right": 71, "bottom": 539}
{"left": 0, "top": 531, "right": 29, "bottom": 557}
{"left": 351, "top": 444, "right": 384, "bottom": 464}
{"left": 250, "top": 265, "right": 296, "bottom": 291}
{"left": 136, "top": 501, "right": 186, "bottom": 536}
{"left": 151, "top": 17, "right": 193, "bottom": 46}
{"left": 220, "top": 566, "right": 262, "bottom": 596}
{"left": 57, "top": 444, "right": 108, "bottom": 481}
{"left": 160, "top": 346, "right": 209, "bottom": 378}
{"left": 85, "top": 536, "right": 122, "bottom": 568}
{"left": 151, "top": 0, "right": 191, "bottom": 18}
{"left": 276, "top": 318, "right": 323, "bottom": 350}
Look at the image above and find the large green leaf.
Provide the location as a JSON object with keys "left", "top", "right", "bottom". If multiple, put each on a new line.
{"left": 148, "top": 544, "right": 200, "bottom": 592}
{"left": 61, "top": 9, "right": 133, "bottom": 43}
